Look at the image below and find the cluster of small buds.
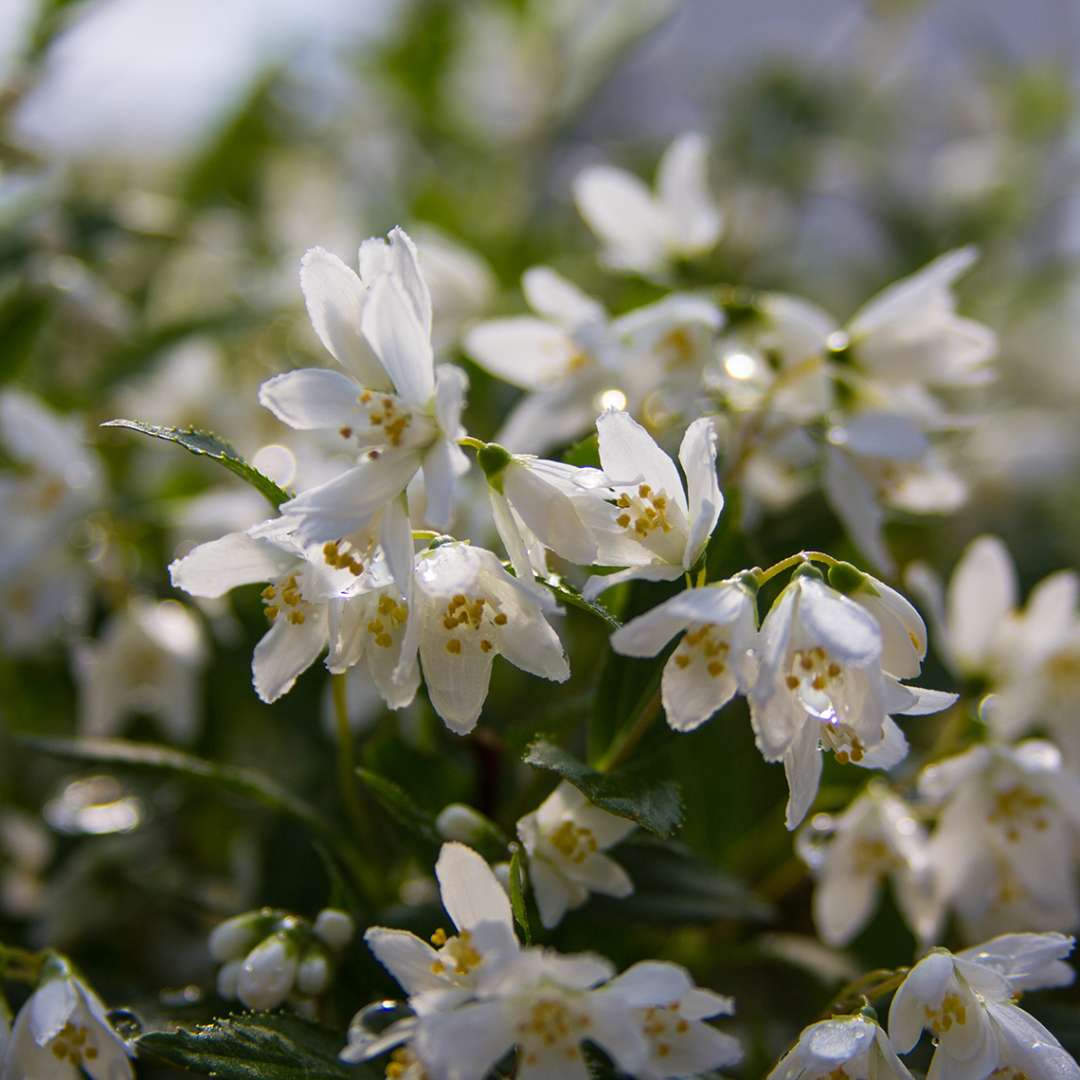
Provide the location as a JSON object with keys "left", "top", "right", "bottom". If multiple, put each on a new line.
{"left": 209, "top": 906, "right": 355, "bottom": 1013}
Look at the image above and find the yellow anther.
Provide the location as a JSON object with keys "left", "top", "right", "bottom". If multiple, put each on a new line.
{"left": 446, "top": 639, "right": 462, "bottom": 655}
{"left": 493, "top": 613, "right": 508, "bottom": 626}
{"left": 674, "top": 654, "right": 690, "bottom": 669}
{"left": 265, "top": 606, "right": 279, "bottom": 621}
{"left": 261, "top": 586, "right": 276, "bottom": 599}
{"left": 707, "top": 661, "right": 725, "bottom": 677}
{"left": 288, "top": 610, "right": 306, "bottom": 625}
{"left": 480, "top": 640, "right": 493, "bottom": 652}
{"left": 431, "top": 928, "right": 448, "bottom": 946}
{"left": 639, "top": 484, "right": 651, "bottom": 497}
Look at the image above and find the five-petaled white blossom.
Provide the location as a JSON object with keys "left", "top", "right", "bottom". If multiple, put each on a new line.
{"left": 516, "top": 781, "right": 635, "bottom": 928}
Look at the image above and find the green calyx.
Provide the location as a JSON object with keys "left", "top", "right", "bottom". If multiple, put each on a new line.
{"left": 792, "top": 561, "right": 824, "bottom": 582}
{"left": 478, "top": 443, "right": 513, "bottom": 492}
{"left": 827, "top": 560, "right": 870, "bottom": 596}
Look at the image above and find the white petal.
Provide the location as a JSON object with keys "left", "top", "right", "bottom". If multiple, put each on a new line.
{"left": 814, "top": 867, "right": 879, "bottom": 946}
{"left": 29, "top": 978, "right": 77, "bottom": 1046}
{"left": 607, "top": 961, "right": 692, "bottom": 1007}
{"left": 258, "top": 368, "right": 364, "bottom": 431}
{"left": 503, "top": 463, "right": 597, "bottom": 566}
{"left": 822, "top": 445, "right": 895, "bottom": 574}
{"left": 415, "top": 1001, "right": 513, "bottom": 1080}
{"left": 574, "top": 165, "right": 671, "bottom": 274}
{"left": 379, "top": 496, "right": 415, "bottom": 599}
{"left": 568, "top": 852, "right": 633, "bottom": 898}
{"left": 797, "top": 579, "right": 882, "bottom": 665}
{"left": 420, "top": 439, "right": 466, "bottom": 531}
{"left": 299, "top": 247, "right": 389, "bottom": 388}
{"left": 958, "top": 932, "right": 1076, "bottom": 993}
{"left": 522, "top": 267, "right": 605, "bottom": 330}
{"left": 657, "top": 132, "right": 722, "bottom": 253}
{"left": 362, "top": 274, "right": 435, "bottom": 407}
{"left": 661, "top": 648, "right": 738, "bottom": 732}
{"left": 363, "top": 928, "right": 444, "bottom": 995}
{"left": 889, "top": 681, "right": 957, "bottom": 716}
{"left": 419, "top": 630, "right": 494, "bottom": 734}
{"left": 888, "top": 953, "right": 953, "bottom": 1052}
{"left": 530, "top": 857, "right": 572, "bottom": 929}
{"left": 678, "top": 416, "right": 722, "bottom": 567}
{"left": 832, "top": 413, "right": 929, "bottom": 461}
{"left": 433, "top": 363, "right": 468, "bottom": 438}
{"left": 489, "top": 489, "right": 537, "bottom": 585}
{"left": 582, "top": 562, "right": 684, "bottom": 600}
{"left": 947, "top": 535, "right": 1017, "bottom": 672}
{"left": 252, "top": 614, "right": 327, "bottom": 703}
{"left": 435, "top": 841, "right": 513, "bottom": 933}
{"left": 169, "top": 530, "right": 295, "bottom": 598}
{"left": 387, "top": 227, "right": 433, "bottom": 340}
{"left": 784, "top": 719, "right": 823, "bottom": 830}
{"left": 856, "top": 577, "right": 927, "bottom": 680}
{"left": 596, "top": 410, "right": 687, "bottom": 514}
{"left": 465, "top": 317, "right": 581, "bottom": 390}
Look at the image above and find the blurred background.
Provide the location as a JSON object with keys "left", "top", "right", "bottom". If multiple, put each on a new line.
{"left": 0, "top": 0, "right": 1078, "bottom": 1075}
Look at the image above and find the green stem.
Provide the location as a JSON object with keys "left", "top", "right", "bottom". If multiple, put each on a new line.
{"left": 754, "top": 550, "right": 839, "bottom": 588}
{"left": 822, "top": 967, "right": 909, "bottom": 1019}
{"left": 0, "top": 943, "right": 44, "bottom": 985}
{"left": 331, "top": 674, "right": 369, "bottom": 851}
{"left": 458, "top": 436, "right": 485, "bottom": 451}
{"left": 596, "top": 687, "right": 662, "bottom": 773}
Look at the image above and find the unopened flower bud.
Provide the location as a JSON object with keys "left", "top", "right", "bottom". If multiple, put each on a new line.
{"left": 237, "top": 932, "right": 297, "bottom": 1011}
{"left": 209, "top": 910, "right": 275, "bottom": 962}
{"left": 436, "top": 803, "right": 491, "bottom": 844}
{"left": 296, "top": 948, "right": 331, "bottom": 996}
{"left": 216, "top": 959, "right": 242, "bottom": 1000}
{"left": 314, "top": 908, "right": 355, "bottom": 951}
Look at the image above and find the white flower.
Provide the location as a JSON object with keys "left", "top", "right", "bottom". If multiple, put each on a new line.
{"left": 582, "top": 411, "right": 722, "bottom": 599}
{"left": 366, "top": 842, "right": 519, "bottom": 1010}
{"left": 844, "top": 246, "right": 996, "bottom": 389}
{"left": 797, "top": 784, "right": 938, "bottom": 947}
{"left": 602, "top": 961, "right": 742, "bottom": 1079}
{"left": 610, "top": 579, "right": 757, "bottom": 731}
{"left": 73, "top": 598, "right": 206, "bottom": 743}
{"left": 573, "top": 133, "right": 722, "bottom": 277}
{"left": 918, "top": 739, "right": 1080, "bottom": 940}
{"left": 516, "top": 781, "right": 635, "bottom": 928}
{"left": 889, "top": 936, "right": 1080, "bottom": 1080}
{"left": 749, "top": 569, "right": 954, "bottom": 829}
{"left": 768, "top": 1014, "right": 912, "bottom": 1080}
{"left": 396, "top": 542, "right": 569, "bottom": 734}
{"left": 0, "top": 957, "right": 133, "bottom": 1080}
{"left": 169, "top": 522, "right": 368, "bottom": 703}
{"left": 480, "top": 445, "right": 614, "bottom": 584}
{"left": 259, "top": 227, "right": 469, "bottom": 532}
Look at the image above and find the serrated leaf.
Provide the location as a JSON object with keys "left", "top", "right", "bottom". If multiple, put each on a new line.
{"left": 102, "top": 419, "right": 290, "bottom": 508}
{"left": 508, "top": 844, "right": 532, "bottom": 945}
{"left": 138, "top": 1011, "right": 370, "bottom": 1080}
{"left": 538, "top": 576, "right": 621, "bottom": 631}
{"left": 356, "top": 768, "right": 440, "bottom": 845}
{"left": 523, "top": 740, "right": 683, "bottom": 838}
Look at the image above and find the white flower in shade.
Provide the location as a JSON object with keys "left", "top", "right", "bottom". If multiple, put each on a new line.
{"left": 0, "top": 956, "right": 133, "bottom": 1080}
{"left": 889, "top": 936, "right": 1080, "bottom": 1080}
{"left": 73, "top": 598, "right": 207, "bottom": 744}
{"left": 844, "top": 246, "right": 996, "bottom": 389}
{"left": 797, "top": 784, "right": 938, "bottom": 948}
{"left": 169, "top": 522, "right": 366, "bottom": 703}
{"left": 602, "top": 961, "right": 742, "bottom": 1079}
{"left": 396, "top": 542, "right": 569, "bottom": 734}
{"left": 259, "top": 227, "right": 469, "bottom": 532}
{"left": 749, "top": 569, "right": 955, "bottom": 830}
{"left": 823, "top": 411, "right": 966, "bottom": 575}
{"left": 516, "top": 781, "right": 635, "bottom": 928}
{"left": 582, "top": 411, "right": 722, "bottom": 599}
{"left": 365, "top": 842, "right": 519, "bottom": 1012}
{"left": 768, "top": 1014, "right": 912, "bottom": 1080}
{"left": 610, "top": 579, "right": 757, "bottom": 731}
{"left": 918, "top": 739, "right": 1080, "bottom": 941}
{"left": 479, "top": 444, "right": 614, "bottom": 584}
{"left": 573, "top": 133, "right": 722, "bottom": 277}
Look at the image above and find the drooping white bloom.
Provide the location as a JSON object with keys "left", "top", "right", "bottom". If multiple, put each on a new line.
{"left": 582, "top": 410, "right": 722, "bottom": 599}
{"left": 396, "top": 542, "right": 569, "bottom": 734}
{"left": 797, "top": 784, "right": 938, "bottom": 947}
{"left": 610, "top": 579, "right": 757, "bottom": 731}
{"left": 516, "top": 781, "right": 635, "bottom": 928}
{"left": 0, "top": 956, "right": 133, "bottom": 1080}
{"left": 259, "top": 227, "right": 470, "bottom": 532}
{"left": 366, "top": 842, "right": 519, "bottom": 1010}
{"left": 72, "top": 598, "right": 207, "bottom": 743}
{"left": 169, "top": 522, "right": 369, "bottom": 703}
{"left": 918, "top": 739, "right": 1080, "bottom": 940}
{"left": 768, "top": 1014, "right": 912, "bottom": 1080}
{"left": 601, "top": 961, "right": 742, "bottom": 1079}
{"left": 844, "top": 246, "right": 996, "bottom": 389}
{"left": 749, "top": 569, "right": 955, "bottom": 829}
{"left": 574, "top": 133, "right": 722, "bottom": 277}
{"left": 888, "top": 935, "right": 1080, "bottom": 1080}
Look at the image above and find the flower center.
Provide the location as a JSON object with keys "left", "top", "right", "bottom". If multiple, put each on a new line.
{"left": 987, "top": 785, "right": 1049, "bottom": 842}
{"left": 262, "top": 573, "right": 313, "bottom": 626}
{"left": 356, "top": 390, "right": 414, "bottom": 448}
{"left": 322, "top": 539, "right": 369, "bottom": 576}
{"left": 852, "top": 837, "right": 900, "bottom": 875}
{"left": 923, "top": 992, "right": 967, "bottom": 1035}
{"left": 614, "top": 483, "right": 673, "bottom": 539}
{"left": 366, "top": 595, "right": 408, "bottom": 649}
{"left": 548, "top": 820, "right": 598, "bottom": 864}
{"left": 673, "top": 623, "right": 730, "bottom": 678}
{"left": 641, "top": 1003, "right": 691, "bottom": 1061}
{"left": 428, "top": 927, "right": 483, "bottom": 977}
{"left": 49, "top": 1022, "right": 100, "bottom": 1066}
{"left": 439, "top": 593, "right": 507, "bottom": 656}
{"left": 659, "top": 327, "right": 697, "bottom": 368}
{"left": 516, "top": 997, "right": 590, "bottom": 1063}
{"left": 385, "top": 1046, "right": 426, "bottom": 1080}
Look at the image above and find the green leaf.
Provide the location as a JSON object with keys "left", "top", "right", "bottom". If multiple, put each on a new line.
{"left": 523, "top": 740, "right": 683, "bottom": 838}
{"left": 561, "top": 432, "right": 600, "bottom": 469}
{"left": 508, "top": 844, "right": 532, "bottom": 945}
{"left": 138, "top": 1011, "right": 372, "bottom": 1080}
{"left": 537, "top": 576, "right": 621, "bottom": 631}
{"left": 356, "top": 767, "right": 440, "bottom": 845}
{"left": 19, "top": 736, "right": 363, "bottom": 888}
{"left": 101, "top": 419, "right": 290, "bottom": 508}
